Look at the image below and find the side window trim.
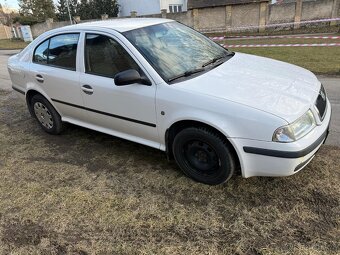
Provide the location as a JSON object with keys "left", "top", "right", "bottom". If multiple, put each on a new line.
{"left": 32, "top": 32, "right": 80, "bottom": 72}
{"left": 47, "top": 39, "right": 51, "bottom": 64}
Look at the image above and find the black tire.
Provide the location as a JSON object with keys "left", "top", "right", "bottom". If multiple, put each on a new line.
{"left": 30, "top": 94, "right": 63, "bottom": 135}
{"left": 172, "top": 127, "right": 236, "bottom": 185}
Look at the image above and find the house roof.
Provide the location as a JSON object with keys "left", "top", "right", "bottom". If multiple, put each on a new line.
{"left": 188, "top": 0, "right": 270, "bottom": 9}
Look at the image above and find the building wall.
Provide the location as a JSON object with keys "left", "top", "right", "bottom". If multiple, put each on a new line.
{"left": 29, "top": 0, "right": 340, "bottom": 38}
{"left": 118, "top": 0, "right": 187, "bottom": 16}
{"left": 188, "top": 0, "right": 269, "bottom": 9}
{"left": 267, "top": 0, "right": 337, "bottom": 25}
{"left": 196, "top": 6, "right": 226, "bottom": 29}
{"left": 0, "top": 24, "right": 12, "bottom": 39}
{"left": 30, "top": 20, "right": 70, "bottom": 38}
{"left": 268, "top": 2, "right": 296, "bottom": 24}
{"left": 118, "top": 0, "right": 160, "bottom": 17}
{"left": 232, "top": 3, "right": 260, "bottom": 27}
{"left": 301, "top": 0, "right": 334, "bottom": 20}
{"left": 167, "top": 9, "right": 193, "bottom": 26}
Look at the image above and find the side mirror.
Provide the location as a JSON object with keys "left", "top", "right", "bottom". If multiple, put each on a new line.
{"left": 114, "top": 69, "right": 151, "bottom": 86}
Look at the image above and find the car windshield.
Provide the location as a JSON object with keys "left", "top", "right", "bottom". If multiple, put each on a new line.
{"left": 123, "top": 22, "right": 233, "bottom": 83}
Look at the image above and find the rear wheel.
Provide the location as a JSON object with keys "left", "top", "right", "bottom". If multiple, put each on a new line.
{"left": 172, "top": 127, "right": 235, "bottom": 185}
{"left": 30, "top": 94, "right": 63, "bottom": 135}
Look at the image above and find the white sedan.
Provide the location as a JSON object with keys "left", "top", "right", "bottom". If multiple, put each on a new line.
{"left": 8, "top": 18, "right": 331, "bottom": 185}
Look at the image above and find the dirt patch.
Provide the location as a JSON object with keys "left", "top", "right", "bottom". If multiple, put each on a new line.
{"left": 1, "top": 219, "right": 47, "bottom": 247}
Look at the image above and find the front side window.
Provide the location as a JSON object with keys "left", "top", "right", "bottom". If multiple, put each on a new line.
{"left": 123, "top": 22, "right": 232, "bottom": 83}
{"left": 33, "top": 33, "right": 79, "bottom": 71}
{"left": 85, "top": 33, "right": 139, "bottom": 78}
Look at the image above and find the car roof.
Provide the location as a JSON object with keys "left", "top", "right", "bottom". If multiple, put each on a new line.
{"left": 62, "top": 18, "right": 174, "bottom": 33}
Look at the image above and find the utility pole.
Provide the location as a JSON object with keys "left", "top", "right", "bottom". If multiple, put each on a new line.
{"left": 66, "top": 0, "right": 73, "bottom": 24}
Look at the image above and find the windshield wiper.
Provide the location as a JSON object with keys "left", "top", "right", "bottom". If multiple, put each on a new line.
{"left": 202, "top": 52, "right": 235, "bottom": 68}
{"left": 168, "top": 68, "right": 205, "bottom": 82}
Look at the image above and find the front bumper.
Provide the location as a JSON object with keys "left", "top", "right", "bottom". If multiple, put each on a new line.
{"left": 231, "top": 99, "right": 332, "bottom": 178}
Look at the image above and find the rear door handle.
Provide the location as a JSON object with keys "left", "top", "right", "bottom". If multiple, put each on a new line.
{"left": 82, "top": 85, "right": 94, "bottom": 95}
{"left": 36, "top": 74, "right": 44, "bottom": 83}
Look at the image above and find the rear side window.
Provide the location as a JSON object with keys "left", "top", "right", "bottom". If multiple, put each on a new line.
{"left": 85, "top": 33, "right": 139, "bottom": 78}
{"left": 33, "top": 40, "right": 49, "bottom": 64}
{"left": 33, "top": 33, "right": 79, "bottom": 71}
{"left": 48, "top": 34, "right": 79, "bottom": 70}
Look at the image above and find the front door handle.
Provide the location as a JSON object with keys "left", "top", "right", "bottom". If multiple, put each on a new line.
{"left": 36, "top": 74, "right": 44, "bottom": 83}
{"left": 82, "top": 85, "right": 94, "bottom": 95}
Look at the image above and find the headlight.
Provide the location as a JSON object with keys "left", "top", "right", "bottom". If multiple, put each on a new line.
{"left": 273, "top": 110, "right": 316, "bottom": 143}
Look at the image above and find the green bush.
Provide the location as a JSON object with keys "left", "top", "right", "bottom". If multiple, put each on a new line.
{"left": 12, "top": 16, "right": 40, "bottom": 26}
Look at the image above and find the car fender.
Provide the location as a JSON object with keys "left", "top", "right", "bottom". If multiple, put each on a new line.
{"left": 25, "top": 82, "right": 63, "bottom": 116}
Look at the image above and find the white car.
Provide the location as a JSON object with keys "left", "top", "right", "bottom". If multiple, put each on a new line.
{"left": 8, "top": 18, "right": 331, "bottom": 185}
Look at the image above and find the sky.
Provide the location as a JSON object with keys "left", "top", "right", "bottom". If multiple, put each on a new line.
{"left": 0, "top": 0, "right": 59, "bottom": 11}
{"left": 1, "top": 0, "right": 19, "bottom": 10}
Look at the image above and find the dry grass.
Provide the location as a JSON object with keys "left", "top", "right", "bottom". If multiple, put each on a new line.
{"left": 222, "top": 37, "right": 340, "bottom": 45}
{"left": 0, "top": 89, "right": 339, "bottom": 255}
{"left": 218, "top": 36, "right": 340, "bottom": 75}
{"left": 0, "top": 39, "right": 29, "bottom": 50}
{"left": 231, "top": 46, "right": 340, "bottom": 75}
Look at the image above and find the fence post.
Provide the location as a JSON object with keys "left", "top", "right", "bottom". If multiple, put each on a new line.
{"left": 46, "top": 18, "right": 53, "bottom": 30}
{"left": 130, "top": 11, "right": 137, "bottom": 18}
{"left": 259, "top": 2, "right": 267, "bottom": 32}
{"left": 225, "top": 5, "right": 232, "bottom": 32}
{"left": 161, "top": 9, "right": 167, "bottom": 18}
{"left": 193, "top": 8, "right": 199, "bottom": 29}
{"left": 294, "top": 0, "right": 303, "bottom": 29}
{"left": 330, "top": 0, "right": 339, "bottom": 26}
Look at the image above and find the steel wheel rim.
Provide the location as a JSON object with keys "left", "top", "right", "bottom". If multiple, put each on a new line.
{"left": 183, "top": 139, "right": 221, "bottom": 174}
{"left": 34, "top": 102, "right": 54, "bottom": 129}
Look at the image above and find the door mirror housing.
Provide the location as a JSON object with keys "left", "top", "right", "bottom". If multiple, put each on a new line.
{"left": 114, "top": 69, "right": 151, "bottom": 86}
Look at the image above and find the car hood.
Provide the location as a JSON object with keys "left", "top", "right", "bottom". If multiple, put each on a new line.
{"left": 174, "top": 52, "right": 321, "bottom": 123}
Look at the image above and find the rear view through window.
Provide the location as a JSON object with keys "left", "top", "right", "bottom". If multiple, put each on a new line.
{"left": 33, "top": 40, "right": 49, "bottom": 64}
{"left": 33, "top": 33, "right": 79, "bottom": 70}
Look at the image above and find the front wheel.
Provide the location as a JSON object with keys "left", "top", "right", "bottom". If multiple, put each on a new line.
{"left": 172, "top": 127, "right": 236, "bottom": 185}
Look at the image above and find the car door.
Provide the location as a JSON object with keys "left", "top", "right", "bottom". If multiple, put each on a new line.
{"left": 79, "top": 32, "right": 159, "bottom": 148}
{"left": 30, "top": 32, "right": 87, "bottom": 121}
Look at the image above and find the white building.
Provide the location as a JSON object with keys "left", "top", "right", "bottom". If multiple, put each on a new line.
{"left": 118, "top": 0, "right": 188, "bottom": 17}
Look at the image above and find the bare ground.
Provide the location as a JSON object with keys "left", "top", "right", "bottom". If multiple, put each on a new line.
{"left": 0, "top": 89, "right": 339, "bottom": 255}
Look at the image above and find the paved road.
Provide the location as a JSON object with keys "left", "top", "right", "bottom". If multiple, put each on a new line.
{"left": 0, "top": 50, "right": 17, "bottom": 91}
{"left": 1, "top": 50, "right": 339, "bottom": 146}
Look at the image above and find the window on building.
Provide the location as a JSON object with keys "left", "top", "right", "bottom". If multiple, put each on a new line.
{"left": 169, "top": 4, "right": 183, "bottom": 13}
